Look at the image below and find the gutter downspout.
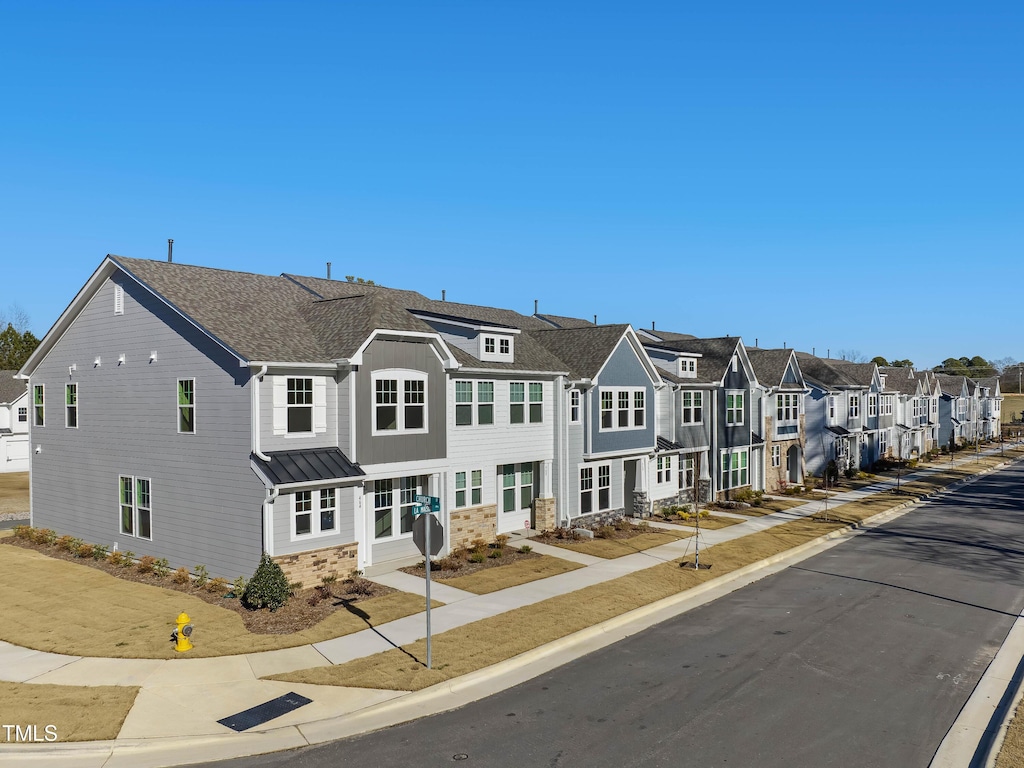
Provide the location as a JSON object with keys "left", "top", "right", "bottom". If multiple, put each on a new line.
{"left": 251, "top": 365, "right": 275, "bottom": 555}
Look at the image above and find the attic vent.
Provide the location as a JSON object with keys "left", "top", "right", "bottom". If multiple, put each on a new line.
{"left": 114, "top": 285, "right": 124, "bottom": 315}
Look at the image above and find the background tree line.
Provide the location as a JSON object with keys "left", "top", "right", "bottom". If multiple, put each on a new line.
{"left": 0, "top": 305, "right": 40, "bottom": 370}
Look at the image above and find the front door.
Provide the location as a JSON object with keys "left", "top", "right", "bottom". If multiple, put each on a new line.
{"left": 786, "top": 445, "right": 800, "bottom": 484}
{"left": 498, "top": 462, "right": 535, "bottom": 534}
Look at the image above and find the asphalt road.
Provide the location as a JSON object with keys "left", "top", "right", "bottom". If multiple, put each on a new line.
{"left": 194, "top": 460, "right": 1024, "bottom": 768}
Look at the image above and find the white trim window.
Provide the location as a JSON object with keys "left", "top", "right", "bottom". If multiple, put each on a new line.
{"left": 288, "top": 377, "right": 314, "bottom": 433}
{"left": 776, "top": 393, "right": 799, "bottom": 423}
{"left": 828, "top": 396, "right": 837, "bottom": 420}
{"left": 680, "top": 456, "right": 695, "bottom": 489}
{"left": 455, "top": 469, "right": 483, "bottom": 508}
{"left": 177, "top": 379, "right": 195, "bottom": 434}
{"left": 656, "top": 455, "right": 673, "bottom": 484}
{"left": 500, "top": 463, "right": 535, "bottom": 513}
{"left": 868, "top": 395, "right": 878, "bottom": 417}
{"left": 849, "top": 395, "right": 860, "bottom": 419}
{"left": 569, "top": 389, "right": 581, "bottom": 424}
{"left": 455, "top": 381, "right": 495, "bottom": 426}
{"left": 681, "top": 391, "right": 703, "bottom": 424}
{"left": 373, "top": 371, "right": 428, "bottom": 434}
{"left": 32, "top": 384, "right": 43, "bottom": 427}
{"left": 579, "top": 464, "right": 611, "bottom": 515}
{"left": 292, "top": 488, "right": 338, "bottom": 539}
{"left": 882, "top": 395, "right": 894, "bottom": 416}
{"left": 17, "top": 407, "right": 27, "bottom": 423}
{"left": 720, "top": 449, "right": 749, "bottom": 490}
{"left": 119, "top": 475, "right": 152, "bottom": 540}
{"left": 726, "top": 391, "right": 744, "bottom": 426}
{"left": 880, "top": 430, "right": 889, "bottom": 455}
{"left": 599, "top": 387, "right": 646, "bottom": 431}
{"left": 65, "top": 383, "right": 78, "bottom": 429}
{"left": 771, "top": 444, "right": 781, "bottom": 467}
{"left": 374, "top": 476, "right": 421, "bottom": 539}
{"left": 510, "top": 382, "right": 543, "bottom": 424}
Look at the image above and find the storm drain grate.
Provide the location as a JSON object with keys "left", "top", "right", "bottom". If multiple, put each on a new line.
{"left": 217, "top": 692, "right": 313, "bottom": 732}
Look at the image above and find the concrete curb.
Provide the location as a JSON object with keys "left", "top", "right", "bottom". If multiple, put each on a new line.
{"left": 2, "top": 453, "right": 1020, "bottom": 767}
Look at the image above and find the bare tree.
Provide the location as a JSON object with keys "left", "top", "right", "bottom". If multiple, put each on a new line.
{"left": 991, "top": 356, "right": 1018, "bottom": 374}
{"left": 0, "top": 304, "right": 31, "bottom": 332}
{"left": 836, "top": 349, "right": 868, "bottom": 363}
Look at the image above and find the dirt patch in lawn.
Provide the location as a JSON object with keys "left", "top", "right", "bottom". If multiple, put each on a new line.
{"left": 0, "top": 681, "right": 139, "bottom": 742}
{"left": 0, "top": 540, "right": 428, "bottom": 658}
{"left": 437, "top": 556, "right": 583, "bottom": 594}
{"left": 0, "top": 471, "right": 29, "bottom": 517}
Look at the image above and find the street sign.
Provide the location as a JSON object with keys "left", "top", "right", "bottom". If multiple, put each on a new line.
{"left": 412, "top": 514, "right": 444, "bottom": 556}
{"left": 414, "top": 495, "right": 440, "bottom": 512}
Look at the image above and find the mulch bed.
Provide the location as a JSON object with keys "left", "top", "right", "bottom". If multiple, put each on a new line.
{"left": 400, "top": 545, "right": 542, "bottom": 581}
{"left": 535, "top": 522, "right": 663, "bottom": 543}
{"left": 1, "top": 536, "right": 393, "bottom": 635}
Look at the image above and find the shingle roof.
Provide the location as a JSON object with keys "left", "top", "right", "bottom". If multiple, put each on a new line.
{"left": 933, "top": 373, "right": 969, "bottom": 397}
{"left": 0, "top": 371, "right": 27, "bottom": 405}
{"left": 533, "top": 313, "right": 596, "bottom": 330}
{"left": 643, "top": 329, "right": 697, "bottom": 342}
{"left": 794, "top": 352, "right": 863, "bottom": 390}
{"left": 527, "top": 325, "right": 633, "bottom": 380}
{"left": 747, "top": 349, "right": 795, "bottom": 388}
{"left": 878, "top": 366, "right": 919, "bottom": 395}
{"left": 252, "top": 447, "right": 364, "bottom": 486}
{"left": 650, "top": 337, "right": 740, "bottom": 384}
{"left": 299, "top": 293, "right": 437, "bottom": 360}
{"left": 831, "top": 361, "right": 877, "bottom": 387}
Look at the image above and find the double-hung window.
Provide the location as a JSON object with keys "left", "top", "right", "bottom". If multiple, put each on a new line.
{"left": 177, "top": 379, "right": 195, "bottom": 433}
{"left": 776, "top": 394, "right": 799, "bottom": 422}
{"left": 119, "top": 475, "right": 152, "bottom": 540}
{"left": 374, "top": 372, "right": 428, "bottom": 434}
{"left": 771, "top": 444, "right": 781, "bottom": 467}
{"left": 600, "top": 387, "right": 646, "bottom": 430}
{"left": 726, "top": 391, "right": 744, "bottom": 425}
{"left": 569, "top": 389, "right": 581, "bottom": 424}
{"left": 849, "top": 395, "right": 860, "bottom": 419}
{"left": 510, "top": 382, "right": 543, "bottom": 424}
{"left": 720, "top": 449, "right": 749, "bottom": 489}
{"left": 868, "top": 395, "right": 877, "bottom": 417}
{"left": 657, "top": 455, "right": 673, "bottom": 484}
{"left": 680, "top": 456, "right": 695, "bottom": 489}
{"left": 828, "top": 396, "right": 837, "bottom": 420}
{"left": 580, "top": 464, "right": 611, "bottom": 514}
{"left": 880, "top": 430, "right": 889, "bottom": 455}
{"left": 455, "top": 470, "right": 483, "bottom": 507}
{"left": 65, "top": 383, "right": 78, "bottom": 428}
{"left": 292, "top": 489, "right": 338, "bottom": 538}
{"left": 287, "top": 377, "right": 314, "bottom": 433}
{"left": 33, "top": 384, "right": 44, "bottom": 427}
{"left": 882, "top": 396, "right": 893, "bottom": 416}
{"left": 681, "top": 391, "right": 702, "bottom": 424}
{"left": 17, "top": 407, "right": 27, "bottom": 423}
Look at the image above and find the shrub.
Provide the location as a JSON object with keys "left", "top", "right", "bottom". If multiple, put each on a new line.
{"left": 107, "top": 550, "right": 124, "bottom": 567}
{"left": 206, "top": 577, "right": 228, "bottom": 594}
{"left": 91, "top": 544, "right": 109, "bottom": 561}
{"left": 494, "top": 534, "right": 510, "bottom": 549}
{"left": 231, "top": 576, "right": 247, "bottom": 596}
{"left": 614, "top": 517, "right": 632, "bottom": 531}
{"left": 519, "top": 544, "right": 532, "bottom": 554}
{"left": 470, "top": 537, "right": 487, "bottom": 554}
{"left": 193, "top": 565, "right": 209, "bottom": 587}
{"left": 346, "top": 576, "right": 375, "bottom": 597}
{"left": 76, "top": 543, "right": 94, "bottom": 559}
{"left": 844, "top": 466, "right": 857, "bottom": 479}
{"left": 435, "top": 554, "right": 464, "bottom": 572}
{"left": 595, "top": 524, "right": 615, "bottom": 539}
{"left": 137, "top": 555, "right": 156, "bottom": 574}
{"left": 172, "top": 567, "right": 192, "bottom": 584}
{"left": 33, "top": 528, "right": 57, "bottom": 545}
{"left": 488, "top": 548, "right": 503, "bottom": 559}
{"left": 153, "top": 558, "right": 170, "bottom": 578}
{"left": 119, "top": 551, "right": 135, "bottom": 568}
{"left": 242, "top": 553, "right": 292, "bottom": 611}
{"left": 699, "top": 511, "right": 710, "bottom": 519}
{"left": 321, "top": 574, "right": 338, "bottom": 588}
{"left": 55, "top": 535, "right": 75, "bottom": 552}
{"left": 13, "top": 525, "right": 32, "bottom": 540}
{"left": 469, "top": 551, "right": 486, "bottom": 563}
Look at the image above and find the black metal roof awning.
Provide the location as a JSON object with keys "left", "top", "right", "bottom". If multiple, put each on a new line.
{"left": 656, "top": 436, "right": 684, "bottom": 452}
{"left": 827, "top": 426, "right": 851, "bottom": 436}
{"left": 252, "top": 447, "right": 365, "bottom": 487}
{"left": 750, "top": 433, "right": 765, "bottom": 445}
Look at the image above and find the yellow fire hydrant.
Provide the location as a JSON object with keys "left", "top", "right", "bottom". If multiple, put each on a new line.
{"left": 173, "top": 612, "right": 194, "bottom": 653}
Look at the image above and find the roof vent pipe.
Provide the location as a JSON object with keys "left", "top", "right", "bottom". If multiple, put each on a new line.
{"left": 755, "top": 337, "right": 758, "bottom": 347}
{"left": 593, "top": 314, "right": 597, "bottom": 325}
{"left": 813, "top": 347, "right": 816, "bottom": 356}
{"left": 442, "top": 290, "right": 446, "bottom": 302}
{"left": 167, "top": 239, "right": 173, "bottom": 263}
{"left": 783, "top": 341, "right": 787, "bottom": 349}
{"left": 327, "top": 262, "right": 332, "bottom": 280}
{"left": 534, "top": 299, "right": 538, "bottom": 314}
{"left": 652, "top": 321, "right": 656, "bottom": 331}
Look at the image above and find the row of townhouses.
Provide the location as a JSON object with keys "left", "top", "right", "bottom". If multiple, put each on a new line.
{"left": 13, "top": 256, "right": 1003, "bottom": 583}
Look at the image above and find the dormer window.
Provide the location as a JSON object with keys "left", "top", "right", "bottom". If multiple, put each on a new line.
{"left": 480, "top": 333, "right": 514, "bottom": 362}
{"left": 678, "top": 358, "right": 697, "bottom": 378}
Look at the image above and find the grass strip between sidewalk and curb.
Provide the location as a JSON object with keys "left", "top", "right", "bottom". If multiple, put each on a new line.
{"left": 437, "top": 555, "right": 583, "bottom": 594}
{"left": 0, "top": 681, "right": 139, "bottom": 742}
{"left": 268, "top": 454, "right": 1021, "bottom": 692}
{"left": 672, "top": 515, "right": 745, "bottom": 531}
{"left": 996, "top": 699, "right": 1024, "bottom": 768}
{"left": 0, "top": 544, "right": 433, "bottom": 658}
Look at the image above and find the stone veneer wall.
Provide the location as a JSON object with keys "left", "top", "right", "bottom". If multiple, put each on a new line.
{"left": 533, "top": 497, "right": 557, "bottom": 531}
{"left": 273, "top": 542, "right": 359, "bottom": 587}
{"left": 449, "top": 503, "right": 498, "bottom": 550}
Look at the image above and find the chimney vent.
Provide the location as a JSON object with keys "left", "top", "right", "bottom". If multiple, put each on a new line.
{"left": 534, "top": 299, "right": 538, "bottom": 315}
{"left": 593, "top": 315, "right": 597, "bottom": 325}
{"left": 167, "top": 239, "right": 174, "bottom": 263}
{"left": 442, "top": 290, "right": 446, "bottom": 302}
{"left": 327, "top": 262, "right": 332, "bottom": 280}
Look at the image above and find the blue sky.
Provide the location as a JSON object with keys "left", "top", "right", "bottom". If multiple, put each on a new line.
{"left": 2, "top": 1, "right": 1020, "bottom": 367}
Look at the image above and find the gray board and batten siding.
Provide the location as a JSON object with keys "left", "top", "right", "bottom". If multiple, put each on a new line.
{"left": 718, "top": 361, "right": 752, "bottom": 449}
{"left": 589, "top": 338, "right": 656, "bottom": 455}
{"left": 29, "top": 275, "right": 267, "bottom": 580}
{"left": 355, "top": 338, "right": 447, "bottom": 466}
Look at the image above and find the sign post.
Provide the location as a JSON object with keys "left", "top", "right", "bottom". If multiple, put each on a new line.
{"left": 412, "top": 495, "right": 442, "bottom": 669}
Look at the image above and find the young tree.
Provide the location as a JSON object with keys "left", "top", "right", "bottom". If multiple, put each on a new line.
{"left": 871, "top": 356, "right": 889, "bottom": 366}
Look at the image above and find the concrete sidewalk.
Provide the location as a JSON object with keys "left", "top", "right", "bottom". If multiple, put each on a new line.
{"left": 1, "top": 448, "right": 1020, "bottom": 767}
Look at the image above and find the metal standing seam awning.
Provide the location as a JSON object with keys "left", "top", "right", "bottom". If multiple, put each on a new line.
{"left": 251, "top": 447, "right": 365, "bottom": 487}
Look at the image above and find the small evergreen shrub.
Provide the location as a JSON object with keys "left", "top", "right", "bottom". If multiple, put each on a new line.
{"left": 119, "top": 551, "right": 135, "bottom": 568}
{"left": 107, "top": 550, "right": 124, "bottom": 567}
{"left": 91, "top": 544, "right": 109, "bottom": 561}
{"left": 519, "top": 544, "right": 532, "bottom": 554}
{"left": 231, "top": 576, "right": 247, "bottom": 596}
{"left": 153, "top": 558, "right": 170, "bottom": 578}
{"left": 469, "top": 551, "right": 486, "bottom": 563}
{"left": 13, "top": 525, "right": 32, "bottom": 540}
{"left": 137, "top": 555, "right": 156, "bottom": 574}
{"left": 242, "top": 553, "right": 292, "bottom": 611}
{"left": 193, "top": 565, "right": 209, "bottom": 587}
{"left": 76, "top": 543, "right": 94, "bottom": 559}
{"left": 172, "top": 567, "right": 192, "bottom": 584}
{"left": 206, "top": 577, "right": 228, "bottom": 594}
{"left": 33, "top": 528, "right": 57, "bottom": 545}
